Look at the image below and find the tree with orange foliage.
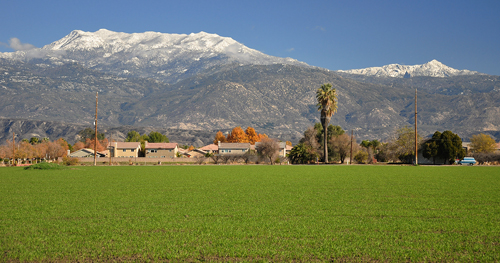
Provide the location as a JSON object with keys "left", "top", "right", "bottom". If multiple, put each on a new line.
{"left": 72, "top": 141, "right": 85, "bottom": 152}
{"left": 227, "top": 127, "right": 249, "bottom": 143}
{"left": 45, "top": 141, "right": 67, "bottom": 160}
{"left": 245, "top": 127, "right": 260, "bottom": 145}
{"left": 55, "top": 138, "right": 70, "bottom": 153}
{"left": 258, "top": 133, "right": 268, "bottom": 141}
{"left": 32, "top": 143, "right": 47, "bottom": 162}
{"left": 286, "top": 141, "right": 293, "bottom": 146}
{"left": 16, "top": 141, "right": 34, "bottom": 160}
{"left": 0, "top": 143, "right": 8, "bottom": 159}
{"left": 188, "top": 145, "right": 195, "bottom": 151}
{"left": 213, "top": 131, "right": 227, "bottom": 144}
{"left": 84, "top": 138, "right": 109, "bottom": 152}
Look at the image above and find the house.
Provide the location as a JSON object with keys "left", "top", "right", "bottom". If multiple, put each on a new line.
{"left": 145, "top": 142, "right": 178, "bottom": 158}
{"left": 199, "top": 144, "right": 219, "bottom": 154}
{"left": 285, "top": 144, "right": 293, "bottom": 156}
{"left": 186, "top": 148, "right": 207, "bottom": 158}
{"left": 108, "top": 142, "right": 141, "bottom": 158}
{"left": 218, "top": 142, "right": 251, "bottom": 155}
{"left": 177, "top": 147, "right": 190, "bottom": 158}
{"left": 68, "top": 148, "right": 106, "bottom": 158}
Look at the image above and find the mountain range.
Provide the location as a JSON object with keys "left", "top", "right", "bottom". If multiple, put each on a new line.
{"left": 1, "top": 29, "right": 499, "bottom": 145}
{"left": 337, "top": 59, "right": 483, "bottom": 78}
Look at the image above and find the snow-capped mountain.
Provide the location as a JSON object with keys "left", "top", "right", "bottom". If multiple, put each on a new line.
{"left": 337, "top": 59, "right": 482, "bottom": 78}
{"left": 0, "top": 29, "right": 308, "bottom": 83}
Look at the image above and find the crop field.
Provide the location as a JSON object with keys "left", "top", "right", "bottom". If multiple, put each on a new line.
{"left": 1, "top": 165, "right": 499, "bottom": 262}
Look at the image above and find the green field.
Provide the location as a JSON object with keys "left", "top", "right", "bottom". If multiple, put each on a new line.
{"left": 1, "top": 165, "right": 499, "bottom": 262}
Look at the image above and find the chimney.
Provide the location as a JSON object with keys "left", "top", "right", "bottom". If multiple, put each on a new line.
{"left": 218, "top": 141, "right": 221, "bottom": 147}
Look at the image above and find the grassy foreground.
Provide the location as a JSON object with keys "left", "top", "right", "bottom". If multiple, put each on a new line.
{"left": 1, "top": 165, "right": 499, "bottom": 262}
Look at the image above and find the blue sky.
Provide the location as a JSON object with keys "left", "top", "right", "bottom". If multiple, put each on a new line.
{"left": 1, "top": 0, "right": 499, "bottom": 75}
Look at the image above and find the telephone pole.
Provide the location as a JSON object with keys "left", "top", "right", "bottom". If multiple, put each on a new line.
{"left": 109, "top": 134, "right": 112, "bottom": 166}
{"left": 94, "top": 92, "right": 98, "bottom": 166}
{"left": 350, "top": 130, "right": 353, "bottom": 165}
{"left": 12, "top": 132, "right": 15, "bottom": 165}
{"left": 415, "top": 88, "right": 418, "bottom": 165}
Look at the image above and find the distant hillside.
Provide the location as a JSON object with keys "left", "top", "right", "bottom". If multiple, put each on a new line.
{"left": 0, "top": 29, "right": 499, "bottom": 144}
{"left": 337, "top": 59, "right": 483, "bottom": 78}
{"left": 0, "top": 118, "right": 218, "bottom": 147}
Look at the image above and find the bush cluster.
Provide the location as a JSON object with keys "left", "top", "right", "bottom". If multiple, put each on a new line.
{"left": 472, "top": 152, "right": 500, "bottom": 165}
{"left": 24, "top": 162, "right": 67, "bottom": 170}
{"left": 62, "top": 156, "right": 79, "bottom": 166}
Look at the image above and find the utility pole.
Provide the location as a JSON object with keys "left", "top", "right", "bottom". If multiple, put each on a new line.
{"left": 415, "top": 88, "right": 418, "bottom": 165}
{"left": 109, "top": 133, "right": 112, "bottom": 166}
{"left": 350, "top": 130, "right": 353, "bottom": 165}
{"left": 94, "top": 92, "right": 98, "bottom": 166}
{"left": 12, "top": 132, "right": 15, "bottom": 165}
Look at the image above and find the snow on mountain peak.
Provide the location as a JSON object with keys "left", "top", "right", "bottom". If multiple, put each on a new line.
{"left": 0, "top": 29, "right": 308, "bottom": 83}
{"left": 42, "top": 29, "right": 252, "bottom": 56}
{"left": 338, "top": 60, "right": 482, "bottom": 78}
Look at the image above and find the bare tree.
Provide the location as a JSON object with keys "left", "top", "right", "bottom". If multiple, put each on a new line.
{"left": 241, "top": 151, "right": 257, "bottom": 164}
{"left": 329, "top": 133, "right": 351, "bottom": 163}
{"left": 210, "top": 154, "right": 222, "bottom": 164}
{"left": 257, "top": 138, "right": 280, "bottom": 165}
{"left": 220, "top": 154, "right": 233, "bottom": 164}
{"left": 195, "top": 156, "right": 207, "bottom": 165}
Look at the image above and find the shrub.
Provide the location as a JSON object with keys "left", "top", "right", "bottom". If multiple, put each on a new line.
{"left": 353, "top": 151, "right": 368, "bottom": 164}
{"left": 24, "top": 162, "right": 67, "bottom": 170}
{"left": 472, "top": 152, "right": 500, "bottom": 165}
{"left": 62, "top": 156, "right": 79, "bottom": 166}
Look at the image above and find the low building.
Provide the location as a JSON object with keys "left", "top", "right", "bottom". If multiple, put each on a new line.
{"left": 199, "top": 144, "right": 219, "bottom": 154}
{"left": 108, "top": 142, "right": 141, "bottom": 158}
{"left": 68, "top": 148, "right": 106, "bottom": 158}
{"left": 285, "top": 144, "right": 293, "bottom": 156}
{"left": 218, "top": 142, "right": 250, "bottom": 155}
{"left": 186, "top": 148, "right": 207, "bottom": 158}
{"left": 145, "top": 142, "right": 178, "bottom": 158}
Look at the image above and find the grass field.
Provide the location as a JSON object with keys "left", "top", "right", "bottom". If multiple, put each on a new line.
{"left": 1, "top": 165, "right": 499, "bottom": 262}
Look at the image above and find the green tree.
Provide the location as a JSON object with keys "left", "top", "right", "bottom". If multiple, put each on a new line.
{"left": 78, "top": 128, "right": 104, "bottom": 142}
{"left": 316, "top": 83, "right": 338, "bottom": 163}
{"left": 353, "top": 150, "right": 369, "bottom": 164}
{"left": 148, "top": 131, "right": 168, "bottom": 143}
{"left": 315, "top": 123, "right": 344, "bottom": 148}
{"left": 29, "top": 137, "right": 39, "bottom": 145}
{"left": 470, "top": 133, "right": 496, "bottom": 153}
{"left": 422, "top": 131, "right": 441, "bottom": 164}
{"left": 288, "top": 143, "right": 317, "bottom": 164}
{"left": 125, "top": 131, "right": 141, "bottom": 142}
{"left": 360, "top": 140, "right": 371, "bottom": 149}
{"left": 438, "top": 131, "right": 465, "bottom": 164}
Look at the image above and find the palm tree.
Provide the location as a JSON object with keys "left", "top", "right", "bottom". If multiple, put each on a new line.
{"left": 316, "top": 83, "right": 338, "bottom": 163}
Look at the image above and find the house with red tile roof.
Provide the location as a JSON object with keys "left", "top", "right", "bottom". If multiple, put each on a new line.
{"left": 199, "top": 144, "right": 219, "bottom": 154}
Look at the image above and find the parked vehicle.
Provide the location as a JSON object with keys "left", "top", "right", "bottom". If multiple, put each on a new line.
{"left": 459, "top": 157, "right": 476, "bottom": 165}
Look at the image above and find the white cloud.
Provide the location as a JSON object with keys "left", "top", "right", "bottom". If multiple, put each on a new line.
{"left": 8, "top": 38, "right": 37, "bottom": 51}
{"left": 286, "top": 48, "right": 295, "bottom": 52}
{"left": 0, "top": 37, "right": 66, "bottom": 58}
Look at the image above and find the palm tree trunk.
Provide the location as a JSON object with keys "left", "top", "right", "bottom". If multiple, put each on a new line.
{"left": 324, "top": 125, "right": 328, "bottom": 163}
